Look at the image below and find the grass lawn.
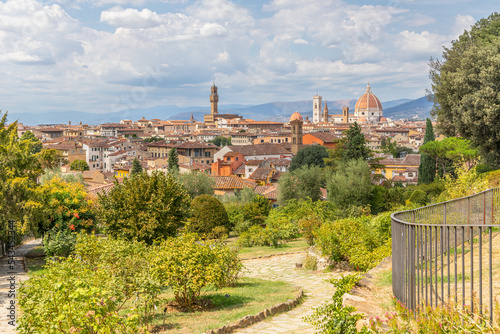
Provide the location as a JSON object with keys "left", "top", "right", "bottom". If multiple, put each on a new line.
{"left": 228, "top": 237, "right": 309, "bottom": 259}
{"left": 141, "top": 277, "right": 297, "bottom": 333}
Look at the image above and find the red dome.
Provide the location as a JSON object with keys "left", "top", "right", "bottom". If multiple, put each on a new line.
{"left": 290, "top": 112, "right": 303, "bottom": 122}
{"left": 358, "top": 116, "right": 367, "bottom": 123}
{"left": 355, "top": 83, "right": 383, "bottom": 111}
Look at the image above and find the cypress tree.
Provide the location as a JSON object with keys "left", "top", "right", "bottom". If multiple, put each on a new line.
{"left": 418, "top": 118, "right": 436, "bottom": 184}
{"left": 130, "top": 157, "right": 143, "bottom": 175}
{"left": 168, "top": 147, "right": 179, "bottom": 173}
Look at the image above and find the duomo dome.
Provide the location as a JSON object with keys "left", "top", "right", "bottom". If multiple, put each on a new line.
{"left": 354, "top": 83, "right": 383, "bottom": 124}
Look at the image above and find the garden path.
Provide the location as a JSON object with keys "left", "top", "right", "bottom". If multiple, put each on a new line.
{"left": 0, "top": 239, "right": 41, "bottom": 333}
{"left": 235, "top": 253, "right": 349, "bottom": 334}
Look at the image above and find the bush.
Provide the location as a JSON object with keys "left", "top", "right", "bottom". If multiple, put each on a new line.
{"left": 187, "top": 194, "right": 230, "bottom": 235}
{"left": 19, "top": 234, "right": 158, "bottom": 333}
{"left": 234, "top": 219, "right": 256, "bottom": 235}
{"left": 150, "top": 233, "right": 241, "bottom": 308}
{"left": 224, "top": 202, "right": 245, "bottom": 231}
{"left": 408, "top": 189, "right": 427, "bottom": 206}
{"left": 243, "top": 195, "right": 271, "bottom": 225}
{"left": 237, "top": 224, "right": 300, "bottom": 248}
{"left": 304, "top": 254, "right": 318, "bottom": 270}
{"left": 298, "top": 215, "right": 322, "bottom": 246}
{"left": 43, "top": 229, "right": 77, "bottom": 257}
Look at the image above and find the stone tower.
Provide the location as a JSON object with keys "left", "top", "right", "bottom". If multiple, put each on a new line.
{"left": 313, "top": 95, "right": 322, "bottom": 124}
{"left": 290, "top": 112, "right": 304, "bottom": 155}
{"left": 323, "top": 101, "right": 329, "bottom": 123}
{"left": 210, "top": 84, "right": 219, "bottom": 115}
{"left": 343, "top": 107, "right": 349, "bottom": 124}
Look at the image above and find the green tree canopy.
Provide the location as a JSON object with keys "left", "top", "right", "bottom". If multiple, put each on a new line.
{"left": 418, "top": 118, "right": 436, "bottom": 184}
{"left": 20, "top": 130, "right": 42, "bottom": 154}
{"left": 97, "top": 171, "right": 190, "bottom": 244}
{"left": 168, "top": 147, "right": 179, "bottom": 173}
{"left": 70, "top": 159, "right": 89, "bottom": 171}
{"left": 289, "top": 145, "right": 329, "bottom": 171}
{"left": 209, "top": 136, "right": 231, "bottom": 147}
{"left": 186, "top": 195, "right": 230, "bottom": 235}
{"left": 419, "top": 137, "right": 478, "bottom": 176}
{"left": 130, "top": 157, "right": 143, "bottom": 175}
{"left": 177, "top": 171, "right": 215, "bottom": 199}
{"left": 278, "top": 165, "right": 324, "bottom": 205}
{"left": 342, "top": 122, "right": 371, "bottom": 162}
{"left": 327, "top": 159, "right": 372, "bottom": 210}
{"left": 430, "top": 12, "right": 500, "bottom": 166}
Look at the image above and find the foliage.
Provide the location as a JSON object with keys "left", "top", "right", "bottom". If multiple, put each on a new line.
{"left": 97, "top": 171, "right": 190, "bottom": 244}
{"left": 243, "top": 194, "right": 271, "bottom": 225}
{"left": 0, "top": 111, "right": 42, "bottom": 238}
{"left": 168, "top": 147, "right": 179, "bottom": 173}
{"left": 420, "top": 137, "right": 478, "bottom": 176}
{"left": 327, "top": 159, "right": 373, "bottom": 210}
{"left": 26, "top": 176, "right": 95, "bottom": 236}
{"left": 39, "top": 149, "right": 63, "bottom": 170}
{"left": 342, "top": 122, "right": 371, "bottom": 162}
{"left": 303, "top": 254, "right": 318, "bottom": 271}
{"left": 370, "top": 185, "right": 389, "bottom": 215}
{"left": 369, "top": 297, "right": 500, "bottom": 333}
{"left": 150, "top": 233, "right": 241, "bottom": 308}
{"left": 143, "top": 136, "right": 163, "bottom": 143}
{"left": 429, "top": 13, "right": 500, "bottom": 166}
{"left": 40, "top": 168, "right": 85, "bottom": 185}
{"left": 18, "top": 234, "right": 160, "bottom": 333}
{"left": 438, "top": 163, "right": 489, "bottom": 201}
{"left": 70, "top": 159, "right": 90, "bottom": 171}
{"left": 278, "top": 165, "right": 324, "bottom": 205}
{"left": 315, "top": 214, "right": 392, "bottom": 271}
{"left": 130, "top": 157, "right": 143, "bottom": 175}
{"left": 209, "top": 136, "right": 231, "bottom": 147}
{"left": 43, "top": 229, "right": 77, "bottom": 257}
{"left": 177, "top": 171, "right": 215, "bottom": 198}
{"left": 407, "top": 189, "right": 428, "bottom": 206}
{"left": 418, "top": 118, "right": 436, "bottom": 185}
{"left": 381, "top": 138, "right": 415, "bottom": 158}
{"left": 289, "top": 145, "right": 329, "bottom": 171}
{"left": 20, "top": 130, "right": 42, "bottom": 154}
{"left": 237, "top": 225, "right": 299, "bottom": 248}
{"left": 187, "top": 194, "right": 230, "bottom": 236}
{"left": 298, "top": 214, "right": 322, "bottom": 246}
{"left": 304, "top": 274, "right": 369, "bottom": 334}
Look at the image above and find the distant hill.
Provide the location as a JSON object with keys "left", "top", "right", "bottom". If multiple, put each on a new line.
{"left": 383, "top": 96, "right": 433, "bottom": 120}
{"left": 8, "top": 96, "right": 432, "bottom": 126}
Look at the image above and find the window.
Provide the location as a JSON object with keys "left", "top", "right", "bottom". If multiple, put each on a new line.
{"left": 408, "top": 173, "right": 413, "bottom": 177}
{"left": 236, "top": 157, "right": 238, "bottom": 161}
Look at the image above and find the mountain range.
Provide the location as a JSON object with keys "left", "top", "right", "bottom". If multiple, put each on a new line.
{"left": 8, "top": 97, "right": 433, "bottom": 126}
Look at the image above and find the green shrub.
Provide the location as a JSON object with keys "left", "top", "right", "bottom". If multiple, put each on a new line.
{"left": 298, "top": 215, "right": 322, "bottom": 246}
{"left": 224, "top": 202, "right": 245, "bottom": 230}
{"left": 187, "top": 194, "right": 230, "bottom": 235}
{"left": 408, "top": 189, "right": 427, "bottom": 206}
{"left": 243, "top": 195, "right": 271, "bottom": 224}
{"left": 304, "top": 254, "right": 318, "bottom": 270}
{"left": 237, "top": 226, "right": 281, "bottom": 247}
{"left": 19, "top": 234, "right": 158, "bottom": 333}
{"left": 43, "top": 229, "right": 77, "bottom": 257}
{"left": 234, "top": 219, "right": 256, "bottom": 235}
{"left": 304, "top": 274, "right": 368, "bottom": 334}
{"left": 151, "top": 233, "right": 241, "bottom": 308}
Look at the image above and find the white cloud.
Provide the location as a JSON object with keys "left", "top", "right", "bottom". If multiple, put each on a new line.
{"left": 100, "top": 7, "right": 164, "bottom": 28}
{"left": 395, "top": 30, "right": 448, "bottom": 55}
{"left": 450, "top": 14, "right": 475, "bottom": 38}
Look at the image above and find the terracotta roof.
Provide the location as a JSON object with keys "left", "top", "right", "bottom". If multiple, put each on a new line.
{"left": 320, "top": 188, "right": 327, "bottom": 200}
{"left": 249, "top": 167, "right": 275, "bottom": 181}
{"left": 210, "top": 175, "right": 257, "bottom": 190}
{"left": 307, "top": 132, "right": 336, "bottom": 143}
{"left": 234, "top": 164, "right": 246, "bottom": 175}
{"left": 227, "top": 143, "right": 291, "bottom": 157}
{"left": 355, "top": 83, "right": 383, "bottom": 111}
{"left": 254, "top": 185, "right": 278, "bottom": 200}
{"left": 87, "top": 183, "right": 116, "bottom": 197}
{"left": 177, "top": 141, "right": 219, "bottom": 149}
{"left": 270, "top": 158, "right": 291, "bottom": 167}
{"left": 401, "top": 154, "right": 421, "bottom": 166}
{"left": 271, "top": 170, "right": 282, "bottom": 181}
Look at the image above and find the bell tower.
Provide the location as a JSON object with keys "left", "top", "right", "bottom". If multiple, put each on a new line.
{"left": 313, "top": 94, "right": 322, "bottom": 123}
{"left": 290, "top": 112, "right": 304, "bottom": 155}
{"left": 323, "top": 101, "right": 329, "bottom": 123}
{"left": 210, "top": 84, "right": 219, "bottom": 115}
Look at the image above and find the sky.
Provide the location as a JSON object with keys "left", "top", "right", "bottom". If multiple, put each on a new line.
{"left": 0, "top": 0, "right": 498, "bottom": 116}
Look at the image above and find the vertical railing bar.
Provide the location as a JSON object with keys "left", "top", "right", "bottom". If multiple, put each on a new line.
{"left": 441, "top": 225, "right": 444, "bottom": 304}
{"left": 435, "top": 225, "right": 438, "bottom": 307}
{"left": 447, "top": 226, "right": 450, "bottom": 302}
{"left": 454, "top": 226, "right": 457, "bottom": 304}
{"left": 462, "top": 226, "right": 465, "bottom": 311}
{"left": 489, "top": 226, "right": 493, "bottom": 324}
{"left": 470, "top": 226, "right": 474, "bottom": 315}
{"left": 425, "top": 225, "right": 428, "bottom": 306}
{"left": 430, "top": 225, "right": 433, "bottom": 307}
{"left": 479, "top": 226, "right": 483, "bottom": 317}
{"left": 417, "top": 224, "right": 420, "bottom": 308}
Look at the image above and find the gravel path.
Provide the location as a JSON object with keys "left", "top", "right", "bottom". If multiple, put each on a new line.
{"left": 0, "top": 239, "right": 42, "bottom": 333}
{"left": 235, "top": 253, "right": 349, "bottom": 334}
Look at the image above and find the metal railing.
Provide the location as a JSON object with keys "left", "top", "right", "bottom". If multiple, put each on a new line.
{"left": 392, "top": 188, "right": 500, "bottom": 323}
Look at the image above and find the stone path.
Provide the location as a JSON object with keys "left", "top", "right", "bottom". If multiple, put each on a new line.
{"left": 0, "top": 239, "right": 41, "bottom": 333}
{"left": 235, "top": 253, "right": 349, "bottom": 334}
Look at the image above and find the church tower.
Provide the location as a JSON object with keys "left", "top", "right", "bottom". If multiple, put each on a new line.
{"left": 343, "top": 107, "right": 349, "bottom": 124}
{"left": 323, "top": 101, "right": 329, "bottom": 123}
{"left": 313, "top": 95, "right": 322, "bottom": 123}
{"left": 290, "top": 112, "right": 303, "bottom": 155}
{"left": 210, "top": 84, "right": 219, "bottom": 115}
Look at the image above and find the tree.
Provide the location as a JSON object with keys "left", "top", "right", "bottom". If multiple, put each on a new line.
{"left": 327, "top": 159, "right": 372, "bottom": 210}
{"left": 342, "top": 122, "right": 371, "bottom": 162}
{"left": 168, "top": 147, "right": 179, "bottom": 173}
{"left": 289, "top": 145, "right": 329, "bottom": 171}
{"left": 177, "top": 171, "right": 215, "bottom": 198}
{"left": 0, "top": 111, "right": 42, "bottom": 237}
{"left": 419, "top": 137, "right": 478, "bottom": 176}
{"left": 39, "top": 149, "right": 63, "bottom": 170}
{"left": 186, "top": 195, "right": 230, "bottom": 235}
{"left": 278, "top": 165, "right": 324, "bottom": 205}
{"left": 97, "top": 171, "right": 190, "bottom": 244}
{"left": 70, "top": 159, "right": 89, "bottom": 171}
{"left": 209, "top": 136, "right": 231, "bottom": 147}
{"left": 429, "top": 12, "right": 500, "bottom": 166}
{"left": 418, "top": 118, "right": 436, "bottom": 185}
{"left": 130, "top": 158, "right": 143, "bottom": 175}
{"left": 381, "top": 138, "right": 415, "bottom": 158}
{"left": 20, "top": 130, "right": 42, "bottom": 154}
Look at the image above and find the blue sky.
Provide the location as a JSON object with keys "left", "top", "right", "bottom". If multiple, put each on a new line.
{"left": 0, "top": 0, "right": 498, "bottom": 116}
